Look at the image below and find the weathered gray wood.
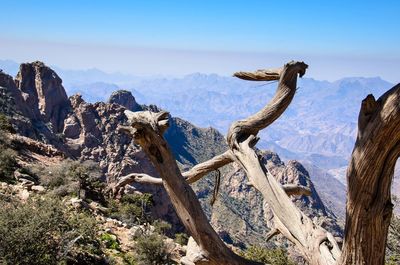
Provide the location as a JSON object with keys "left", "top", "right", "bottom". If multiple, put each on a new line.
{"left": 113, "top": 166, "right": 312, "bottom": 197}
{"left": 228, "top": 61, "right": 341, "bottom": 265}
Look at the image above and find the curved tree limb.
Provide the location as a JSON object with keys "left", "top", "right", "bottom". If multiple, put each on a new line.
{"left": 184, "top": 151, "right": 233, "bottom": 183}
{"left": 112, "top": 171, "right": 312, "bottom": 197}
{"left": 228, "top": 61, "right": 341, "bottom": 265}
{"left": 282, "top": 184, "right": 312, "bottom": 196}
{"left": 121, "top": 110, "right": 261, "bottom": 265}
{"left": 227, "top": 61, "right": 307, "bottom": 150}
{"left": 265, "top": 227, "right": 280, "bottom": 242}
{"left": 233, "top": 68, "right": 282, "bottom": 81}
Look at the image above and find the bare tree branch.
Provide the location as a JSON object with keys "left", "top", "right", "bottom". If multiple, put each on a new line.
{"left": 184, "top": 151, "right": 233, "bottom": 183}
{"left": 265, "top": 227, "right": 280, "bottom": 242}
{"left": 228, "top": 61, "right": 341, "bottom": 265}
{"left": 233, "top": 68, "right": 282, "bottom": 81}
{"left": 282, "top": 184, "right": 312, "bottom": 196}
{"left": 113, "top": 170, "right": 311, "bottom": 198}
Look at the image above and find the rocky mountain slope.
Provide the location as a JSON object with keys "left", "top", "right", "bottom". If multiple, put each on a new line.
{"left": 0, "top": 61, "right": 343, "bottom": 254}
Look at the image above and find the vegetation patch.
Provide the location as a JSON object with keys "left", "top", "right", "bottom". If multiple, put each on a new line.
{"left": 240, "top": 246, "right": 295, "bottom": 265}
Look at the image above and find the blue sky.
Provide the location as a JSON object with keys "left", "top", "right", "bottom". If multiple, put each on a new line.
{"left": 0, "top": 0, "right": 399, "bottom": 81}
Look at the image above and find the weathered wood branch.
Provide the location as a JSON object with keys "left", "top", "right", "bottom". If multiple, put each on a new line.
{"left": 184, "top": 151, "right": 233, "bottom": 183}
{"left": 233, "top": 68, "right": 283, "bottom": 81}
{"left": 227, "top": 61, "right": 307, "bottom": 149}
{"left": 282, "top": 183, "right": 312, "bottom": 196}
{"left": 228, "top": 61, "right": 341, "bottom": 265}
{"left": 121, "top": 110, "right": 261, "bottom": 265}
{"left": 113, "top": 170, "right": 311, "bottom": 197}
{"left": 265, "top": 227, "right": 280, "bottom": 242}
{"left": 339, "top": 83, "right": 400, "bottom": 265}
{"left": 110, "top": 151, "right": 234, "bottom": 195}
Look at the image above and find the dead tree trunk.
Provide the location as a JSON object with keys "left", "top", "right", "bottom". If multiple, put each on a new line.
{"left": 339, "top": 84, "right": 400, "bottom": 265}
{"left": 227, "top": 61, "right": 341, "bottom": 265}
{"left": 120, "top": 111, "right": 260, "bottom": 265}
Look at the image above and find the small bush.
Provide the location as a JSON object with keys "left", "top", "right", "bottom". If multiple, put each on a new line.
{"left": 107, "top": 193, "right": 153, "bottom": 225}
{"left": 120, "top": 252, "right": 137, "bottom": 265}
{"left": 0, "top": 147, "right": 17, "bottom": 182}
{"left": 0, "top": 195, "right": 102, "bottom": 265}
{"left": 135, "top": 232, "right": 171, "bottom": 265}
{"left": 0, "top": 113, "right": 14, "bottom": 133}
{"left": 153, "top": 219, "right": 172, "bottom": 235}
{"left": 174, "top": 233, "right": 189, "bottom": 245}
{"left": 386, "top": 255, "right": 400, "bottom": 265}
{"left": 35, "top": 159, "right": 105, "bottom": 200}
{"left": 386, "top": 214, "right": 400, "bottom": 264}
{"left": 240, "top": 246, "right": 295, "bottom": 265}
{"left": 101, "top": 233, "right": 121, "bottom": 251}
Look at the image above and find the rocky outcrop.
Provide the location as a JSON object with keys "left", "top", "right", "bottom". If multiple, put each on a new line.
{"left": 15, "top": 61, "right": 70, "bottom": 132}
{"left": 108, "top": 90, "right": 142, "bottom": 112}
{"left": 0, "top": 71, "right": 32, "bottom": 119}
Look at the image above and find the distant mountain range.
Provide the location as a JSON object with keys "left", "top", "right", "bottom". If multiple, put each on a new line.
{"left": 1, "top": 59, "right": 398, "bottom": 216}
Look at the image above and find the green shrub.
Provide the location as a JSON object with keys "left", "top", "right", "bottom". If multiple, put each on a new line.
{"left": 120, "top": 252, "right": 137, "bottom": 265}
{"left": 107, "top": 193, "right": 153, "bottom": 225}
{"left": 386, "top": 254, "right": 400, "bottom": 265}
{"left": 0, "top": 147, "right": 17, "bottom": 182}
{"left": 240, "top": 246, "right": 295, "bottom": 265}
{"left": 0, "top": 113, "right": 13, "bottom": 133}
{"left": 0, "top": 115, "right": 17, "bottom": 183}
{"left": 35, "top": 159, "right": 105, "bottom": 200}
{"left": 135, "top": 232, "right": 171, "bottom": 265}
{"left": 174, "top": 232, "right": 189, "bottom": 245}
{"left": 386, "top": 214, "right": 400, "bottom": 264}
{"left": 101, "top": 233, "right": 121, "bottom": 250}
{"left": 153, "top": 219, "right": 172, "bottom": 235}
{"left": 0, "top": 195, "right": 102, "bottom": 265}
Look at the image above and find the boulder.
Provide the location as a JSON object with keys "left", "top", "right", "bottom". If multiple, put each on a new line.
{"left": 63, "top": 115, "right": 81, "bottom": 139}
{"left": 18, "top": 189, "right": 30, "bottom": 201}
{"left": 31, "top": 185, "right": 45, "bottom": 193}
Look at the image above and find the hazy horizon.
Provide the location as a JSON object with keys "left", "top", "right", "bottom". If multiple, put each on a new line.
{"left": 0, "top": 57, "right": 395, "bottom": 85}
{"left": 1, "top": 1, "right": 399, "bottom": 83}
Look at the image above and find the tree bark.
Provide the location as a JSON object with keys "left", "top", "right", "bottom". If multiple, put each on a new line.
{"left": 339, "top": 84, "right": 400, "bottom": 265}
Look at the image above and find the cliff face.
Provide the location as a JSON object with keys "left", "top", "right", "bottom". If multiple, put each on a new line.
{"left": 0, "top": 61, "right": 342, "bottom": 249}
{"left": 15, "top": 61, "right": 70, "bottom": 132}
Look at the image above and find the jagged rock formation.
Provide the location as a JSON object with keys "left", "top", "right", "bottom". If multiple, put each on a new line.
{"left": 0, "top": 61, "right": 343, "bottom": 256}
{"left": 15, "top": 61, "right": 70, "bottom": 132}
{"left": 108, "top": 90, "right": 142, "bottom": 112}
